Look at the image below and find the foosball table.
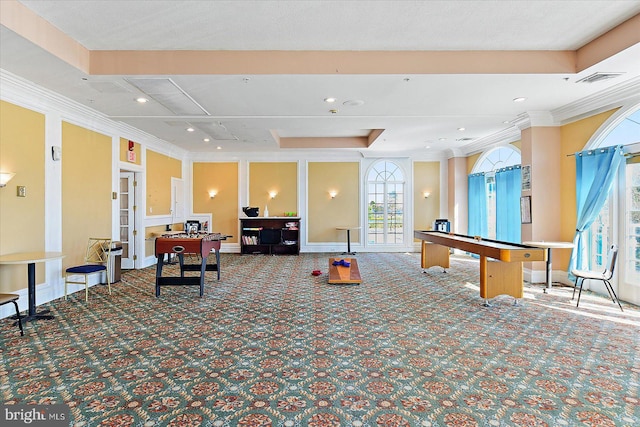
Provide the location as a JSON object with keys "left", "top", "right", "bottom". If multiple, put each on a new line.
{"left": 154, "top": 232, "right": 229, "bottom": 297}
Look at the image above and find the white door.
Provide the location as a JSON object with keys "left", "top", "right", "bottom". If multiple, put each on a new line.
{"left": 119, "top": 172, "right": 136, "bottom": 269}
{"left": 620, "top": 161, "right": 640, "bottom": 304}
{"left": 367, "top": 161, "right": 405, "bottom": 245}
{"left": 171, "top": 177, "right": 185, "bottom": 223}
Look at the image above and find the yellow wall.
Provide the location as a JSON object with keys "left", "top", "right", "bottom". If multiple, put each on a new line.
{"left": 248, "top": 162, "right": 298, "bottom": 217}
{"left": 146, "top": 149, "right": 182, "bottom": 215}
{"left": 193, "top": 162, "right": 239, "bottom": 243}
{"left": 413, "top": 161, "right": 440, "bottom": 235}
{"left": 119, "top": 137, "right": 142, "bottom": 165}
{"left": 62, "top": 122, "right": 112, "bottom": 268}
{"left": 467, "top": 153, "right": 482, "bottom": 174}
{"left": 0, "top": 101, "right": 46, "bottom": 292}
{"left": 308, "top": 162, "right": 359, "bottom": 242}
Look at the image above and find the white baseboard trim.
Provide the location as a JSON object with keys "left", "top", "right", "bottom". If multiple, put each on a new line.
{"left": 0, "top": 271, "right": 113, "bottom": 320}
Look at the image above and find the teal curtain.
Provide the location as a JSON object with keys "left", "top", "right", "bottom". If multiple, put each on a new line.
{"left": 468, "top": 173, "right": 487, "bottom": 237}
{"left": 495, "top": 166, "right": 522, "bottom": 243}
{"left": 569, "top": 146, "right": 624, "bottom": 274}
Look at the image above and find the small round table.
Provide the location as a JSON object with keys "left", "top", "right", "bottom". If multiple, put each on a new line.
{"left": 336, "top": 226, "right": 361, "bottom": 255}
{"left": 0, "top": 252, "right": 65, "bottom": 322}
{"left": 522, "top": 241, "right": 574, "bottom": 293}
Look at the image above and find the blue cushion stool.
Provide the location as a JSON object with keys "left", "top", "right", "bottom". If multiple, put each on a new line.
{"left": 64, "top": 238, "right": 112, "bottom": 302}
{"left": 66, "top": 265, "right": 106, "bottom": 274}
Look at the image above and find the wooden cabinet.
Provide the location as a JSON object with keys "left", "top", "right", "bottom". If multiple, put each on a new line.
{"left": 240, "top": 217, "right": 300, "bottom": 255}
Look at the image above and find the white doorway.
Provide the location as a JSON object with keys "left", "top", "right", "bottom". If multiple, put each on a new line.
{"left": 119, "top": 172, "right": 136, "bottom": 269}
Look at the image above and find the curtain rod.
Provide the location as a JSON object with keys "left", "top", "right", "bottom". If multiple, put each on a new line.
{"left": 566, "top": 151, "right": 636, "bottom": 158}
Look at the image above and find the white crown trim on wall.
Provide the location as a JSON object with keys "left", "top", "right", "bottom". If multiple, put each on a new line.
{"left": 0, "top": 69, "right": 188, "bottom": 160}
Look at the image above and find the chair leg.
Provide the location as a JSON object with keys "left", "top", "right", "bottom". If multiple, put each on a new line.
{"left": 11, "top": 300, "right": 24, "bottom": 336}
{"left": 602, "top": 280, "right": 616, "bottom": 303}
{"left": 572, "top": 277, "right": 582, "bottom": 300}
{"left": 84, "top": 274, "right": 89, "bottom": 302}
{"left": 576, "top": 278, "right": 584, "bottom": 308}
{"left": 64, "top": 275, "right": 68, "bottom": 300}
{"left": 604, "top": 280, "right": 624, "bottom": 312}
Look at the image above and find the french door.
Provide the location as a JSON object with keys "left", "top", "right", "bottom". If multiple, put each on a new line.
{"left": 367, "top": 161, "right": 405, "bottom": 245}
{"left": 119, "top": 172, "right": 136, "bottom": 269}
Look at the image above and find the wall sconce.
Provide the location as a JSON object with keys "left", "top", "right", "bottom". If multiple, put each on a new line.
{"left": 269, "top": 191, "right": 277, "bottom": 199}
{"left": 0, "top": 172, "right": 15, "bottom": 188}
{"left": 209, "top": 190, "right": 217, "bottom": 199}
{"left": 329, "top": 190, "right": 337, "bottom": 199}
{"left": 423, "top": 191, "right": 431, "bottom": 199}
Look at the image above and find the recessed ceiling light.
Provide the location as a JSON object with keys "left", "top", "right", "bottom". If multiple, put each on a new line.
{"left": 343, "top": 99, "right": 365, "bottom": 107}
{"left": 503, "top": 120, "right": 510, "bottom": 124}
{"left": 324, "top": 97, "right": 336, "bottom": 103}
{"left": 135, "top": 97, "right": 148, "bottom": 103}
{"left": 425, "top": 146, "right": 431, "bottom": 149}
{"left": 513, "top": 97, "right": 526, "bottom": 102}
{"left": 458, "top": 127, "right": 465, "bottom": 131}
{"left": 186, "top": 127, "right": 195, "bottom": 132}
{"left": 216, "top": 146, "right": 222, "bottom": 150}
{"left": 439, "top": 138, "right": 447, "bottom": 141}
{"left": 204, "top": 138, "right": 210, "bottom": 142}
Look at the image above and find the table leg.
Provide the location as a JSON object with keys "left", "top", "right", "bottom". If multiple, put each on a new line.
{"left": 18, "top": 262, "right": 53, "bottom": 322}
{"left": 155, "top": 255, "right": 164, "bottom": 297}
{"left": 543, "top": 248, "right": 552, "bottom": 293}
{"left": 342, "top": 229, "right": 356, "bottom": 255}
{"left": 215, "top": 249, "right": 221, "bottom": 281}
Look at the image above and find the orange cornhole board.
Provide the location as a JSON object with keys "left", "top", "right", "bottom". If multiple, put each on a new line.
{"left": 328, "top": 258, "right": 362, "bottom": 285}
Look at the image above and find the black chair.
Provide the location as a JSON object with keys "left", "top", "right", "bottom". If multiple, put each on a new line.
{"left": 0, "top": 293, "right": 24, "bottom": 336}
{"left": 571, "top": 244, "right": 622, "bottom": 312}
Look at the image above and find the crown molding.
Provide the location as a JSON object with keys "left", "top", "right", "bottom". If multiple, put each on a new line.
{"left": 459, "top": 125, "right": 521, "bottom": 156}
{"left": 0, "top": 69, "right": 187, "bottom": 159}
{"left": 551, "top": 75, "right": 640, "bottom": 125}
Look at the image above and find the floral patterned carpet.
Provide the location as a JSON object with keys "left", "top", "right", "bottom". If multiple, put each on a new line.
{"left": 1, "top": 252, "right": 639, "bottom": 427}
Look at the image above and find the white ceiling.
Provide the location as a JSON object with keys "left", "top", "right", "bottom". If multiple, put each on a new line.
{"left": 2, "top": 0, "right": 640, "bottom": 156}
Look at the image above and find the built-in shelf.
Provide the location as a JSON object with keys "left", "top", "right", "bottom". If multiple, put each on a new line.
{"left": 240, "top": 217, "right": 301, "bottom": 255}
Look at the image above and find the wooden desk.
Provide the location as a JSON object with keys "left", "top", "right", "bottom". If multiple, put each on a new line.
{"left": 522, "top": 241, "right": 575, "bottom": 292}
{"left": 155, "top": 233, "right": 226, "bottom": 297}
{"left": 328, "top": 258, "right": 362, "bottom": 285}
{"left": 414, "top": 231, "right": 546, "bottom": 305}
{"left": 0, "top": 252, "right": 65, "bottom": 322}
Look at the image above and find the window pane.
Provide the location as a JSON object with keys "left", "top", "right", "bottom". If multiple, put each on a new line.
{"left": 626, "top": 162, "right": 640, "bottom": 284}
{"left": 589, "top": 199, "right": 609, "bottom": 270}
{"left": 367, "top": 161, "right": 404, "bottom": 245}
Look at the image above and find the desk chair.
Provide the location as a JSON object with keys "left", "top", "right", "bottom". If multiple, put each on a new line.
{"left": 0, "top": 293, "right": 24, "bottom": 336}
{"left": 571, "top": 244, "right": 622, "bottom": 312}
{"left": 65, "top": 238, "right": 112, "bottom": 302}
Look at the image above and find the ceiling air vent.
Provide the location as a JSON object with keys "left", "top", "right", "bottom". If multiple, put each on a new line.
{"left": 576, "top": 72, "right": 624, "bottom": 84}
{"left": 125, "top": 78, "right": 209, "bottom": 115}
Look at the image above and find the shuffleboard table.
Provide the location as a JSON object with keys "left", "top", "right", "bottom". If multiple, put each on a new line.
{"left": 155, "top": 232, "right": 228, "bottom": 297}
{"left": 414, "top": 230, "right": 547, "bottom": 305}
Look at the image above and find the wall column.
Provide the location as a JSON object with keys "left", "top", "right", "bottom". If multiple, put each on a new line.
{"left": 447, "top": 156, "right": 468, "bottom": 234}
{"left": 520, "top": 113, "right": 562, "bottom": 281}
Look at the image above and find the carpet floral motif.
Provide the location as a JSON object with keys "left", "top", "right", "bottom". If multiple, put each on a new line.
{"left": 1, "top": 252, "right": 638, "bottom": 427}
